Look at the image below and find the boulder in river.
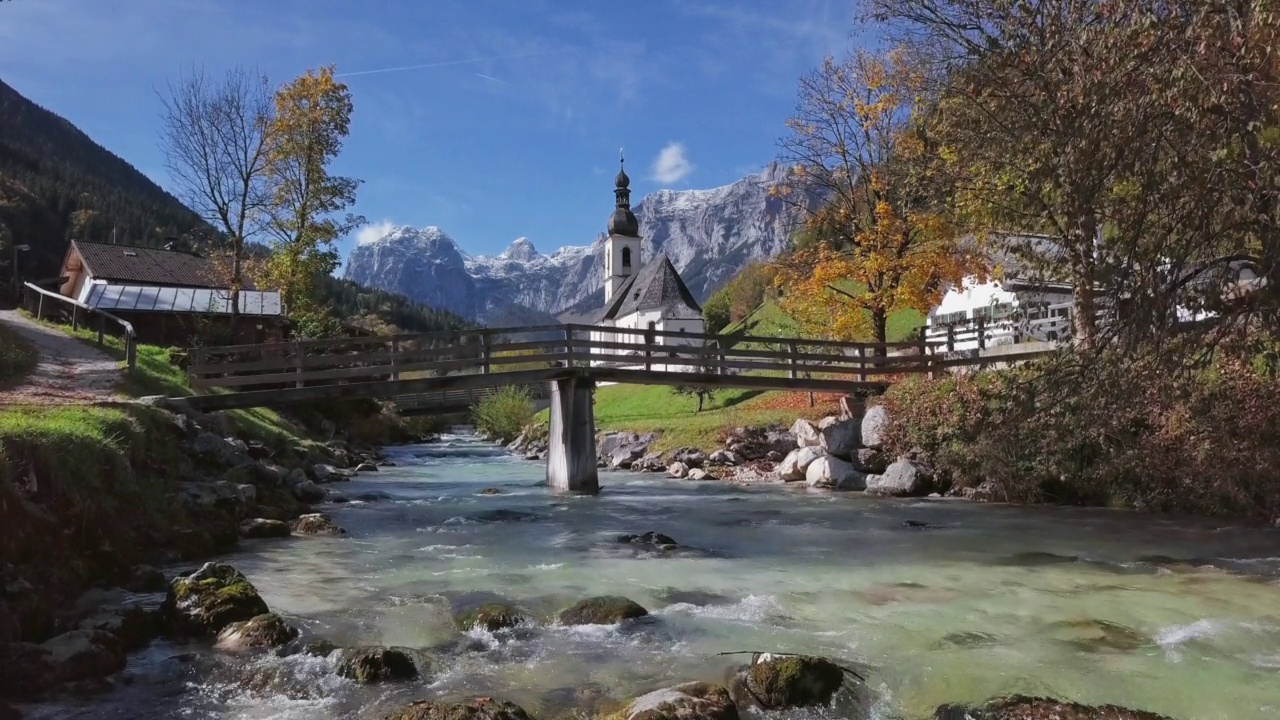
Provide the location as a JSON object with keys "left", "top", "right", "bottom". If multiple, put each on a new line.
{"left": 934, "top": 695, "right": 1174, "bottom": 719}
{"left": 1044, "top": 619, "right": 1148, "bottom": 653}
{"left": 478, "top": 487, "right": 503, "bottom": 495}
{"left": 355, "top": 462, "right": 378, "bottom": 472}
{"left": 624, "top": 681, "right": 738, "bottom": 720}
{"left": 805, "top": 456, "right": 866, "bottom": 490}
{"left": 455, "top": 603, "right": 530, "bottom": 632}
{"left": 671, "top": 447, "right": 708, "bottom": 468}
{"left": 728, "top": 654, "right": 847, "bottom": 711}
{"left": 386, "top": 697, "right": 533, "bottom": 720}
{"left": 860, "top": 405, "right": 888, "bottom": 448}
{"left": 292, "top": 513, "right": 346, "bottom": 536}
{"left": 239, "top": 518, "right": 291, "bottom": 539}
{"left": 791, "top": 418, "right": 821, "bottom": 447}
{"left": 77, "top": 603, "right": 161, "bottom": 652}
{"left": 667, "top": 461, "right": 689, "bottom": 479}
{"left": 618, "top": 531, "right": 678, "bottom": 548}
{"left": 687, "top": 468, "right": 710, "bottom": 481}
{"left": 865, "top": 459, "right": 930, "bottom": 497}
{"left": 336, "top": 646, "right": 420, "bottom": 683}
{"left": 818, "top": 417, "right": 861, "bottom": 459}
{"left": 216, "top": 613, "right": 299, "bottom": 650}
{"left": 778, "top": 447, "right": 824, "bottom": 482}
{"left": 39, "top": 629, "right": 126, "bottom": 685}
{"left": 558, "top": 596, "right": 649, "bottom": 625}
{"left": 708, "top": 450, "right": 742, "bottom": 466}
{"left": 162, "top": 562, "right": 270, "bottom": 636}
{"left": 291, "top": 479, "right": 326, "bottom": 503}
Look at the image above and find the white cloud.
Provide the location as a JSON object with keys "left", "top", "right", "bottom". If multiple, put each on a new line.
{"left": 356, "top": 220, "right": 396, "bottom": 246}
{"left": 651, "top": 142, "right": 694, "bottom": 184}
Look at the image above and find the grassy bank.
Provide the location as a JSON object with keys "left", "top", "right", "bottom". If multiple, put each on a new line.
{"left": 0, "top": 323, "right": 37, "bottom": 388}
{"left": 538, "top": 383, "right": 840, "bottom": 454}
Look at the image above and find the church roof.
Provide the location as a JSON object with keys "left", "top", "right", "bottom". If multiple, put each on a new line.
{"left": 601, "top": 254, "right": 701, "bottom": 320}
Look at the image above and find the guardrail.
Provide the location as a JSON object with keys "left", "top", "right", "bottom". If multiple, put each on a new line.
{"left": 22, "top": 282, "right": 137, "bottom": 371}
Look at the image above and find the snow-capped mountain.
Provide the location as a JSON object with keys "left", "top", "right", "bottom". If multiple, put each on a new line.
{"left": 344, "top": 163, "right": 801, "bottom": 324}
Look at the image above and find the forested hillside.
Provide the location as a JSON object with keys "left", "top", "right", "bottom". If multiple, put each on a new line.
{"left": 0, "top": 78, "right": 202, "bottom": 278}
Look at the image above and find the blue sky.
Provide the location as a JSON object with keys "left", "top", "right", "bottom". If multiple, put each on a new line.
{"left": 0, "top": 0, "right": 858, "bottom": 263}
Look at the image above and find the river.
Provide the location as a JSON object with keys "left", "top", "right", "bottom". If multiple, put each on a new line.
{"left": 29, "top": 434, "right": 1280, "bottom": 719}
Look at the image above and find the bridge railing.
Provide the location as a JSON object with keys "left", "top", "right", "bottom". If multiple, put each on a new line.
{"left": 187, "top": 323, "right": 983, "bottom": 394}
{"left": 23, "top": 282, "right": 138, "bottom": 371}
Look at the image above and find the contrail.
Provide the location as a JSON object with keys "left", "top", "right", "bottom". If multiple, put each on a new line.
{"left": 336, "top": 49, "right": 572, "bottom": 78}
{"left": 475, "top": 73, "right": 509, "bottom": 85}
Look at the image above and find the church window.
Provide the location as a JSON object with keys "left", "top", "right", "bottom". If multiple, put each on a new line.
{"left": 622, "top": 247, "right": 632, "bottom": 269}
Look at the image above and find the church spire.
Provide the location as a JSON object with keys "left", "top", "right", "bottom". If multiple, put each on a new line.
{"left": 607, "top": 150, "right": 640, "bottom": 237}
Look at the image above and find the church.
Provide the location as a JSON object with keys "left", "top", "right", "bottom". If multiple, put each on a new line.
{"left": 558, "top": 158, "right": 705, "bottom": 365}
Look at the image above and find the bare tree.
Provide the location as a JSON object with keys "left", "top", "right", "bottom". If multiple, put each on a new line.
{"left": 159, "top": 67, "right": 274, "bottom": 333}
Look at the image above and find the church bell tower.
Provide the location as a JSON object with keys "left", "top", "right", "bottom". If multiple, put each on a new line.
{"left": 604, "top": 152, "right": 642, "bottom": 303}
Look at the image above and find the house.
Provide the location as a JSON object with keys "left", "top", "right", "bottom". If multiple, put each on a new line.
{"left": 55, "top": 239, "right": 285, "bottom": 346}
{"left": 558, "top": 159, "right": 705, "bottom": 369}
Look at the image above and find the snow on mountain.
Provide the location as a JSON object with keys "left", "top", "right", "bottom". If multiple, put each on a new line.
{"left": 344, "top": 163, "right": 801, "bottom": 324}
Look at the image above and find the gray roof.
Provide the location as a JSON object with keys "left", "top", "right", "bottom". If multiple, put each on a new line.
{"left": 72, "top": 240, "right": 254, "bottom": 289}
{"left": 556, "top": 255, "right": 701, "bottom": 324}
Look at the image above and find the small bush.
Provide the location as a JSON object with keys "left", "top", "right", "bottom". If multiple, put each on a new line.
{"left": 472, "top": 386, "right": 535, "bottom": 444}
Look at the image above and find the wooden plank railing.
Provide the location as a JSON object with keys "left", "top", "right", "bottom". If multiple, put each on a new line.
{"left": 23, "top": 282, "right": 137, "bottom": 371}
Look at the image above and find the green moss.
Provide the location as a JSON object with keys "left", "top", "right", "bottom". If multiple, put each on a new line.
{"left": 745, "top": 655, "right": 844, "bottom": 709}
{"left": 456, "top": 603, "right": 528, "bottom": 631}
{"left": 558, "top": 596, "right": 648, "bottom": 626}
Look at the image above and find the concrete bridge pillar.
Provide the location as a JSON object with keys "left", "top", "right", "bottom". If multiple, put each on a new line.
{"left": 546, "top": 376, "right": 599, "bottom": 494}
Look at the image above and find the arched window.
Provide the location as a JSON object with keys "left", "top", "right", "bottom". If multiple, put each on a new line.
{"left": 621, "top": 247, "right": 632, "bottom": 269}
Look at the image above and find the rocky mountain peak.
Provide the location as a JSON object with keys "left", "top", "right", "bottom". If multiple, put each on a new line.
{"left": 500, "top": 237, "right": 541, "bottom": 262}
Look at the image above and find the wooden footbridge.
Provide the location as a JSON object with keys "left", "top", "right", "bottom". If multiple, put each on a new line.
{"left": 183, "top": 324, "right": 1047, "bottom": 493}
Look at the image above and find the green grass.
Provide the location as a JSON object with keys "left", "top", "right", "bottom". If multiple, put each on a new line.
{"left": 0, "top": 323, "right": 38, "bottom": 388}
{"left": 539, "top": 383, "right": 836, "bottom": 454}
{"left": 726, "top": 280, "right": 924, "bottom": 343}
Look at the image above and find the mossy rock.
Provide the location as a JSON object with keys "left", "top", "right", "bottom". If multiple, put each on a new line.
{"left": 1044, "top": 619, "right": 1148, "bottom": 653}
{"left": 455, "top": 603, "right": 529, "bottom": 632}
{"left": 558, "top": 596, "right": 649, "bottom": 625}
{"left": 386, "top": 697, "right": 533, "bottom": 720}
{"left": 162, "top": 562, "right": 270, "bottom": 636}
{"left": 336, "top": 646, "right": 419, "bottom": 683}
{"left": 216, "top": 613, "right": 299, "bottom": 650}
{"left": 292, "top": 513, "right": 346, "bottom": 536}
{"left": 625, "top": 681, "right": 738, "bottom": 720}
{"left": 730, "top": 654, "right": 844, "bottom": 710}
{"left": 934, "top": 695, "right": 1174, "bottom": 720}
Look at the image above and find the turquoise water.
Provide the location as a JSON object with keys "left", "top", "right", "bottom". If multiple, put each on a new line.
{"left": 28, "top": 435, "right": 1280, "bottom": 719}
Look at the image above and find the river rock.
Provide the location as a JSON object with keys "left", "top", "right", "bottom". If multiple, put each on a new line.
{"left": 455, "top": 603, "right": 529, "bottom": 632}
{"left": 854, "top": 447, "right": 889, "bottom": 474}
{"left": 216, "top": 613, "right": 299, "bottom": 650}
{"left": 865, "top": 459, "right": 930, "bottom": 497}
{"left": 778, "top": 447, "right": 824, "bottom": 482}
{"left": 633, "top": 452, "right": 666, "bottom": 472}
{"left": 124, "top": 565, "right": 167, "bottom": 593}
{"left": 708, "top": 450, "right": 742, "bottom": 466}
{"left": 311, "top": 464, "right": 355, "bottom": 483}
{"left": 667, "top": 462, "right": 689, "bottom": 479}
{"left": 177, "top": 480, "right": 244, "bottom": 511}
{"left": 805, "top": 456, "right": 866, "bottom": 490}
{"left": 386, "top": 698, "right": 533, "bottom": 720}
{"left": 190, "top": 432, "right": 252, "bottom": 468}
{"left": 961, "top": 479, "right": 1007, "bottom": 503}
{"left": 861, "top": 405, "right": 888, "bottom": 448}
{"left": 40, "top": 629, "right": 125, "bottom": 685}
{"left": 671, "top": 447, "right": 708, "bottom": 468}
{"left": 934, "top": 696, "right": 1174, "bottom": 720}
{"left": 291, "top": 479, "right": 326, "bottom": 503}
{"left": 239, "top": 518, "right": 291, "bottom": 539}
{"left": 558, "top": 596, "right": 649, "bottom": 625}
{"left": 728, "top": 654, "right": 846, "bottom": 711}
{"left": 293, "top": 513, "right": 346, "bottom": 536}
{"left": 336, "top": 646, "right": 419, "bottom": 683}
{"left": 77, "top": 604, "right": 161, "bottom": 651}
{"left": 618, "top": 531, "right": 678, "bottom": 548}
{"left": 819, "top": 417, "right": 861, "bottom": 460}
{"left": 478, "top": 487, "right": 502, "bottom": 495}
{"left": 355, "top": 462, "right": 378, "bottom": 472}
{"left": 687, "top": 468, "right": 710, "bottom": 481}
{"left": 625, "top": 681, "right": 738, "bottom": 720}
{"left": 163, "top": 562, "right": 270, "bottom": 636}
{"left": 1044, "top": 619, "right": 1148, "bottom": 653}
{"left": 791, "top": 418, "right": 821, "bottom": 447}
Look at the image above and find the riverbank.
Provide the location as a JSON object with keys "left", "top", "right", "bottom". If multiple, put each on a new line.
{"left": 9, "top": 434, "right": 1279, "bottom": 719}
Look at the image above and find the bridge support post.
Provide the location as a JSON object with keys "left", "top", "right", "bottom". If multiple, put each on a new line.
{"left": 546, "top": 375, "right": 599, "bottom": 495}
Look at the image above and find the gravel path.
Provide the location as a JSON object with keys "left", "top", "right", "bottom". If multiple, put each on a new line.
{"left": 0, "top": 308, "right": 123, "bottom": 406}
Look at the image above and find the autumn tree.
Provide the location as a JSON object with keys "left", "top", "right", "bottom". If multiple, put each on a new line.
{"left": 160, "top": 67, "right": 274, "bottom": 331}
{"left": 260, "top": 65, "right": 364, "bottom": 314}
{"left": 773, "top": 48, "right": 974, "bottom": 353}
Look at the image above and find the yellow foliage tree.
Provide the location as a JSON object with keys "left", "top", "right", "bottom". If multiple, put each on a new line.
{"left": 261, "top": 65, "right": 363, "bottom": 315}
{"left": 773, "top": 48, "right": 982, "bottom": 352}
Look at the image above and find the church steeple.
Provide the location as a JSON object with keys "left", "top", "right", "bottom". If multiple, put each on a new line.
{"left": 604, "top": 150, "right": 642, "bottom": 303}
{"left": 607, "top": 151, "right": 640, "bottom": 237}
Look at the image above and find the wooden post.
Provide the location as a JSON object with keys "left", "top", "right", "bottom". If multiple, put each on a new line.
{"left": 564, "top": 327, "right": 574, "bottom": 369}
{"left": 191, "top": 347, "right": 207, "bottom": 391}
{"left": 481, "top": 332, "right": 492, "bottom": 374}
{"left": 125, "top": 334, "right": 136, "bottom": 371}
{"left": 858, "top": 346, "right": 867, "bottom": 383}
{"left": 293, "top": 340, "right": 305, "bottom": 388}
{"left": 97, "top": 314, "right": 105, "bottom": 346}
{"left": 71, "top": 305, "right": 79, "bottom": 331}
{"left": 36, "top": 293, "right": 44, "bottom": 320}
{"left": 977, "top": 315, "right": 986, "bottom": 351}
{"left": 644, "top": 326, "right": 654, "bottom": 372}
{"left": 788, "top": 340, "right": 798, "bottom": 380}
{"left": 947, "top": 324, "right": 956, "bottom": 353}
{"left": 390, "top": 338, "right": 401, "bottom": 381}
{"left": 716, "top": 339, "right": 726, "bottom": 375}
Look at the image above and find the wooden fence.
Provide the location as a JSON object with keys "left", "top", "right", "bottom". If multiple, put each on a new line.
{"left": 23, "top": 282, "right": 137, "bottom": 370}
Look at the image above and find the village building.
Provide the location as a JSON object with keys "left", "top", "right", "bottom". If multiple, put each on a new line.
{"left": 55, "top": 239, "right": 285, "bottom": 346}
{"left": 558, "top": 159, "right": 704, "bottom": 368}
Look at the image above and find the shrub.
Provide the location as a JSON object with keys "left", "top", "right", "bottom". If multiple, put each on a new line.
{"left": 472, "top": 386, "right": 535, "bottom": 444}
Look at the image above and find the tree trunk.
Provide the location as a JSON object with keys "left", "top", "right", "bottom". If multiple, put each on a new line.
{"left": 872, "top": 309, "right": 888, "bottom": 357}
{"left": 696, "top": 393, "right": 704, "bottom": 414}
{"left": 1070, "top": 217, "right": 1099, "bottom": 350}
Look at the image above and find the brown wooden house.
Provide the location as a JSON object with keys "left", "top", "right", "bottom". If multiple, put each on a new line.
{"left": 57, "top": 240, "right": 285, "bottom": 346}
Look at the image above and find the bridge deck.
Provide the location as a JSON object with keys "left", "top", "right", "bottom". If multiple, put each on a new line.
{"left": 183, "top": 323, "right": 1050, "bottom": 412}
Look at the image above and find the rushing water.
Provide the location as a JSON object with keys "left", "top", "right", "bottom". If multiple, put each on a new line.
{"left": 29, "top": 435, "right": 1280, "bottom": 720}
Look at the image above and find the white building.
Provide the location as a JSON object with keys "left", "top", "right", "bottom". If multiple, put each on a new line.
{"left": 558, "top": 158, "right": 705, "bottom": 369}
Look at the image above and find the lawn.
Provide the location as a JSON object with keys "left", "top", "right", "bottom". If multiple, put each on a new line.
{"left": 0, "top": 323, "right": 38, "bottom": 388}
{"left": 539, "top": 382, "right": 841, "bottom": 454}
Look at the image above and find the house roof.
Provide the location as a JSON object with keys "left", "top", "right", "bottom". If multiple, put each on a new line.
{"left": 70, "top": 240, "right": 252, "bottom": 289}
{"left": 83, "top": 284, "right": 283, "bottom": 316}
